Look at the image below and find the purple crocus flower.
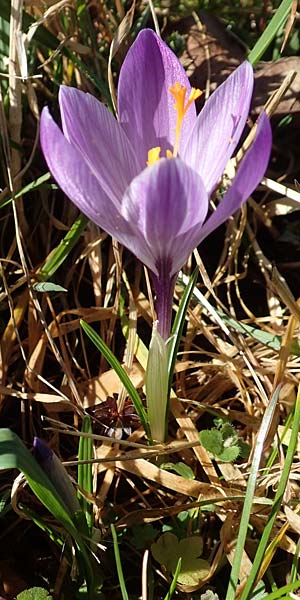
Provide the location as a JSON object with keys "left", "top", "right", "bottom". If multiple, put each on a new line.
{"left": 40, "top": 29, "right": 272, "bottom": 340}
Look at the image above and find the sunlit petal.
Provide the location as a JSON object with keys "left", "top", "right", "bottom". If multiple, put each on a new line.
{"left": 121, "top": 158, "right": 208, "bottom": 277}
{"left": 118, "top": 29, "right": 196, "bottom": 169}
{"left": 59, "top": 86, "right": 139, "bottom": 204}
{"left": 183, "top": 62, "right": 254, "bottom": 195}
{"left": 40, "top": 108, "right": 132, "bottom": 238}
{"left": 198, "top": 111, "right": 272, "bottom": 242}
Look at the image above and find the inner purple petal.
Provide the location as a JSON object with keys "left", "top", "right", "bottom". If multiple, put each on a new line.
{"left": 118, "top": 29, "right": 197, "bottom": 169}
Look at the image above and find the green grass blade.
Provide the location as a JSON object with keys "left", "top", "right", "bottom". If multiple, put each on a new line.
{"left": 0, "top": 173, "right": 53, "bottom": 209}
{"left": 240, "top": 386, "right": 300, "bottom": 600}
{"left": 248, "top": 0, "right": 293, "bottom": 65}
{"left": 0, "top": 429, "right": 94, "bottom": 592}
{"left": 111, "top": 524, "right": 129, "bottom": 600}
{"left": 20, "top": 504, "right": 65, "bottom": 548}
{"left": 289, "top": 536, "right": 300, "bottom": 583}
{"left": 264, "top": 409, "right": 294, "bottom": 473}
{"left": 0, "top": 14, "right": 9, "bottom": 77}
{"left": 263, "top": 579, "right": 300, "bottom": 600}
{"left": 80, "top": 320, "right": 151, "bottom": 439}
{"left": 38, "top": 214, "right": 88, "bottom": 281}
{"left": 217, "top": 311, "right": 300, "bottom": 356}
{"left": 163, "top": 558, "right": 182, "bottom": 600}
{"left": 78, "top": 416, "right": 93, "bottom": 532}
{"left": 225, "top": 386, "right": 281, "bottom": 600}
{"left": 64, "top": 48, "right": 112, "bottom": 107}
{"left": 168, "top": 268, "right": 198, "bottom": 392}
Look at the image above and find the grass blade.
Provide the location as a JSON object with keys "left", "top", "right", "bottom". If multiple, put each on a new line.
{"left": 168, "top": 268, "right": 198, "bottom": 392}
{"left": 248, "top": 0, "right": 293, "bottom": 65}
{"left": 240, "top": 384, "right": 300, "bottom": 600}
{"left": 78, "top": 416, "right": 93, "bottom": 532}
{"left": 0, "top": 173, "right": 53, "bottom": 209}
{"left": 225, "top": 386, "right": 281, "bottom": 600}
{"left": 111, "top": 524, "right": 129, "bottom": 600}
{"left": 263, "top": 580, "right": 300, "bottom": 600}
{"left": 80, "top": 320, "right": 151, "bottom": 439}
{"left": 38, "top": 214, "right": 88, "bottom": 281}
{"left": 163, "top": 558, "right": 182, "bottom": 600}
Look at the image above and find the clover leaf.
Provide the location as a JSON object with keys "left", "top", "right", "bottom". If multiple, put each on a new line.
{"left": 151, "top": 532, "right": 210, "bottom": 586}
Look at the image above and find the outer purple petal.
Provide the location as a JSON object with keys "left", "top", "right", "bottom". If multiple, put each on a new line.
{"left": 183, "top": 62, "right": 254, "bottom": 195}
{"left": 40, "top": 107, "right": 134, "bottom": 240}
{"left": 121, "top": 158, "right": 209, "bottom": 277}
{"left": 118, "top": 29, "right": 196, "bottom": 170}
{"left": 41, "top": 108, "right": 170, "bottom": 276}
{"left": 198, "top": 112, "right": 272, "bottom": 243}
{"left": 59, "top": 86, "right": 139, "bottom": 205}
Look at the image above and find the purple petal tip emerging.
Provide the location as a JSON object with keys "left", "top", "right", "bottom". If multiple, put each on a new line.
{"left": 33, "top": 437, "right": 52, "bottom": 464}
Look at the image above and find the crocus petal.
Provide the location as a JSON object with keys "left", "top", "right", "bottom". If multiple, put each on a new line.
{"left": 40, "top": 107, "right": 133, "bottom": 239}
{"left": 121, "top": 158, "right": 208, "bottom": 277}
{"left": 183, "top": 62, "right": 254, "bottom": 195}
{"left": 59, "top": 86, "right": 139, "bottom": 204}
{"left": 198, "top": 111, "right": 272, "bottom": 243}
{"left": 41, "top": 107, "right": 175, "bottom": 275}
{"left": 118, "top": 29, "right": 196, "bottom": 169}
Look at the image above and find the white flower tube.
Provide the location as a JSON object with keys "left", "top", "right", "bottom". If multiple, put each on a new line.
{"left": 146, "top": 321, "right": 169, "bottom": 442}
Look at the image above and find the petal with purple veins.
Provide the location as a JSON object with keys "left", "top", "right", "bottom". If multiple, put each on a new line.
{"left": 41, "top": 107, "right": 134, "bottom": 241}
{"left": 41, "top": 107, "right": 161, "bottom": 275}
{"left": 198, "top": 111, "right": 272, "bottom": 243}
{"left": 59, "top": 86, "right": 140, "bottom": 204}
{"left": 183, "top": 62, "right": 254, "bottom": 195}
{"left": 118, "top": 29, "right": 196, "bottom": 169}
{"left": 121, "top": 157, "right": 208, "bottom": 277}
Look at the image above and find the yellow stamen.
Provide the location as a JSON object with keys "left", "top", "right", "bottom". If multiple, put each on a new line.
{"left": 166, "top": 149, "right": 173, "bottom": 159}
{"left": 169, "top": 83, "right": 203, "bottom": 157}
{"left": 147, "top": 146, "right": 161, "bottom": 166}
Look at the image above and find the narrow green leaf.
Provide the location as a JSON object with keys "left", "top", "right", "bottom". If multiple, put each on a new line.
{"left": 19, "top": 504, "right": 65, "bottom": 548}
{"left": 33, "top": 282, "right": 67, "bottom": 293}
{"left": 78, "top": 416, "right": 93, "bottom": 531}
{"left": 168, "top": 268, "right": 198, "bottom": 391}
{"left": 111, "top": 524, "right": 129, "bottom": 600}
{"left": 161, "top": 462, "right": 195, "bottom": 480}
{"left": 65, "top": 49, "right": 112, "bottom": 108}
{"left": 164, "top": 558, "right": 182, "bottom": 600}
{"left": 39, "top": 214, "right": 88, "bottom": 281}
{"left": 80, "top": 320, "right": 151, "bottom": 439}
{"left": 0, "top": 15, "right": 10, "bottom": 71}
{"left": 218, "top": 311, "right": 300, "bottom": 356}
{"left": 0, "top": 173, "right": 53, "bottom": 209}
{"left": 248, "top": 0, "right": 293, "bottom": 65}
{"left": 239, "top": 386, "right": 300, "bottom": 600}
{"left": 184, "top": 279, "right": 300, "bottom": 357}
{"left": 225, "top": 386, "right": 281, "bottom": 600}
{"left": 262, "top": 579, "right": 300, "bottom": 600}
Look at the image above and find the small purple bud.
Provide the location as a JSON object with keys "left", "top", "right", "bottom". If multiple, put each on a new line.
{"left": 33, "top": 436, "right": 52, "bottom": 463}
{"left": 33, "top": 437, "right": 81, "bottom": 516}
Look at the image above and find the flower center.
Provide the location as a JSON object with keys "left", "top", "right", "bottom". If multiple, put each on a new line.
{"left": 146, "top": 83, "right": 203, "bottom": 166}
